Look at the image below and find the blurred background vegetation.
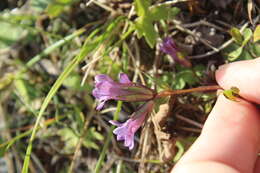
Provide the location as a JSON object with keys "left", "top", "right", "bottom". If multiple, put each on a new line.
{"left": 0, "top": 0, "right": 259, "bottom": 172}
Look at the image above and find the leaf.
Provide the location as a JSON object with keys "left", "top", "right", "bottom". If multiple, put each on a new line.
{"left": 0, "top": 21, "right": 26, "bottom": 49}
{"left": 58, "top": 127, "right": 104, "bottom": 153}
{"left": 134, "top": 0, "right": 159, "bottom": 48}
{"left": 135, "top": 17, "right": 157, "bottom": 48}
{"left": 30, "top": 0, "right": 51, "bottom": 12}
{"left": 150, "top": 5, "right": 169, "bottom": 21}
{"left": 63, "top": 73, "right": 85, "bottom": 91}
{"left": 242, "top": 28, "right": 253, "bottom": 46}
{"left": 134, "top": 0, "right": 151, "bottom": 16}
{"left": 253, "top": 25, "right": 260, "bottom": 42}
{"left": 249, "top": 43, "right": 260, "bottom": 56}
{"left": 83, "top": 127, "right": 104, "bottom": 150}
{"left": 0, "top": 73, "right": 14, "bottom": 90}
{"left": 169, "top": 7, "right": 181, "bottom": 18}
{"left": 46, "top": 0, "right": 74, "bottom": 18}
{"left": 46, "top": 4, "right": 65, "bottom": 18}
{"left": 229, "top": 27, "right": 243, "bottom": 45}
{"left": 58, "top": 128, "right": 79, "bottom": 153}
{"left": 228, "top": 46, "right": 243, "bottom": 61}
{"left": 173, "top": 141, "right": 184, "bottom": 162}
{"left": 174, "top": 69, "right": 198, "bottom": 89}
{"left": 14, "top": 78, "right": 31, "bottom": 104}
{"left": 223, "top": 87, "right": 240, "bottom": 101}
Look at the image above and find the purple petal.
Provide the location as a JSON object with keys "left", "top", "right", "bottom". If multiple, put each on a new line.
{"left": 95, "top": 74, "right": 114, "bottom": 83}
{"left": 124, "top": 137, "right": 132, "bottom": 147}
{"left": 96, "top": 100, "right": 106, "bottom": 110}
{"left": 109, "top": 120, "right": 123, "bottom": 127}
{"left": 119, "top": 73, "right": 132, "bottom": 84}
{"left": 116, "top": 134, "right": 125, "bottom": 141}
{"left": 128, "top": 140, "right": 134, "bottom": 150}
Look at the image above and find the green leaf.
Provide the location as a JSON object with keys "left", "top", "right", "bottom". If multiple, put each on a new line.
{"left": 58, "top": 127, "right": 104, "bottom": 153}
{"left": 30, "top": 0, "right": 51, "bottom": 12}
{"left": 0, "top": 21, "right": 26, "bottom": 49}
{"left": 0, "top": 73, "right": 14, "bottom": 90}
{"left": 223, "top": 87, "right": 240, "bottom": 101}
{"left": 134, "top": 0, "right": 151, "bottom": 16}
{"left": 249, "top": 43, "right": 260, "bottom": 56}
{"left": 169, "top": 7, "right": 181, "bottom": 18}
{"left": 150, "top": 5, "right": 169, "bottom": 21}
{"left": 242, "top": 28, "right": 253, "bottom": 46}
{"left": 135, "top": 17, "right": 157, "bottom": 48}
{"left": 46, "top": 4, "right": 65, "bottom": 18}
{"left": 228, "top": 46, "right": 243, "bottom": 61}
{"left": 174, "top": 70, "right": 198, "bottom": 89}
{"left": 63, "top": 73, "right": 85, "bottom": 91}
{"left": 46, "top": 0, "right": 74, "bottom": 18}
{"left": 14, "top": 78, "right": 31, "bottom": 104}
{"left": 173, "top": 141, "right": 184, "bottom": 162}
{"left": 58, "top": 128, "right": 79, "bottom": 153}
{"left": 230, "top": 27, "right": 243, "bottom": 45}
{"left": 83, "top": 127, "right": 104, "bottom": 150}
{"left": 240, "top": 48, "right": 254, "bottom": 60}
{"left": 253, "top": 25, "right": 260, "bottom": 42}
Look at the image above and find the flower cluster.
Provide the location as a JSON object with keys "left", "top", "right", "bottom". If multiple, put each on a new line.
{"left": 92, "top": 73, "right": 156, "bottom": 150}
{"left": 92, "top": 38, "right": 194, "bottom": 150}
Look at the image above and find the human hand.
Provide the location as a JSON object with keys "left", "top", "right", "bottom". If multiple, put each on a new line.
{"left": 172, "top": 58, "right": 260, "bottom": 173}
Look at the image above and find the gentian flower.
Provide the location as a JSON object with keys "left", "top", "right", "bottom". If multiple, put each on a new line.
{"left": 160, "top": 37, "right": 192, "bottom": 67}
{"left": 92, "top": 73, "right": 156, "bottom": 110}
{"left": 109, "top": 100, "right": 154, "bottom": 150}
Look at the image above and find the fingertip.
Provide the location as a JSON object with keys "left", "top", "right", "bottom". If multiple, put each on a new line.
{"left": 215, "top": 58, "right": 260, "bottom": 104}
{"left": 172, "top": 161, "right": 240, "bottom": 173}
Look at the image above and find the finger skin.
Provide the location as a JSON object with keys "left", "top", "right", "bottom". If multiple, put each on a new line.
{"left": 173, "top": 95, "right": 260, "bottom": 173}
{"left": 216, "top": 58, "right": 260, "bottom": 104}
{"left": 173, "top": 161, "right": 239, "bottom": 173}
{"left": 254, "top": 157, "right": 260, "bottom": 173}
{"left": 172, "top": 58, "right": 260, "bottom": 173}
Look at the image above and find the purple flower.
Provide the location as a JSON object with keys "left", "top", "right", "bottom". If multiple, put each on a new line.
{"left": 160, "top": 37, "right": 192, "bottom": 67}
{"left": 92, "top": 73, "right": 156, "bottom": 110}
{"left": 109, "top": 101, "right": 154, "bottom": 150}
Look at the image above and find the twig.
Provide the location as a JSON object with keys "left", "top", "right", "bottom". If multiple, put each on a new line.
{"left": 173, "top": 20, "right": 220, "bottom": 52}
{"left": 151, "top": 111, "right": 163, "bottom": 161}
{"left": 137, "top": 118, "right": 152, "bottom": 173}
{"left": 151, "top": 0, "right": 190, "bottom": 8}
{"left": 113, "top": 155, "right": 163, "bottom": 164}
{"left": 178, "top": 127, "right": 201, "bottom": 133}
{"left": 176, "top": 114, "right": 203, "bottom": 129}
{"left": 189, "top": 22, "right": 249, "bottom": 59}
{"left": 68, "top": 110, "right": 95, "bottom": 173}
{"left": 181, "top": 20, "right": 227, "bottom": 32}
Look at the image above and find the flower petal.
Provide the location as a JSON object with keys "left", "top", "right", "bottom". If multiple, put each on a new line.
{"left": 95, "top": 74, "right": 114, "bottom": 83}
{"left": 96, "top": 100, "right": 106, "bottom": 110}
{"left": 109, "top": 120, "right": 123, "bottom": 127}
{"left": 128, "top": 140, "right": 134, "bottom": 150}
{"left": 119, "top": 73, "right": 132, "bottom": 84}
